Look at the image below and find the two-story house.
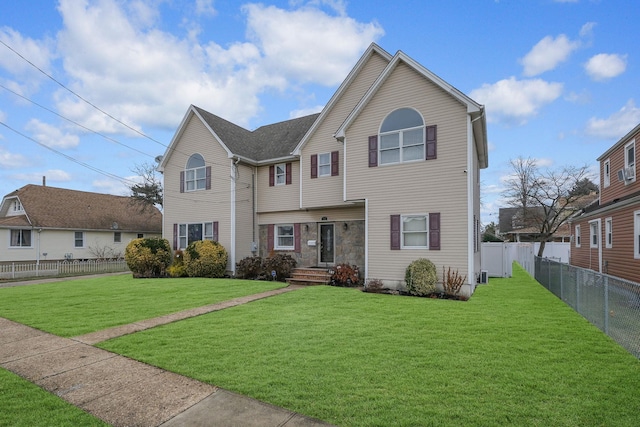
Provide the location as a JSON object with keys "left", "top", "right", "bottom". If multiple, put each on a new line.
{"left": 569, "top": 122, "right": 640, "bottom": 283}
{"left": 159, "top": 43, "right": 488, "bottom": 296}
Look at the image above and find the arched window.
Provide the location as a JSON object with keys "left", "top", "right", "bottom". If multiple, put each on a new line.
{"left": 185, "top": 153, "right": 206, "bottom": 191}
{"left": 379, "top": 108, "right": 425, "bottom": 165}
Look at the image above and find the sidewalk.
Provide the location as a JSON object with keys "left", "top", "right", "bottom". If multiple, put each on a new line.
{"left": 0, "top": 283, "right": 335, "bottom": 427}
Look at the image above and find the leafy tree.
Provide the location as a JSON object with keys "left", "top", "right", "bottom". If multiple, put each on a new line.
{"left": 129, "top": 161, "right": 163, "bottom": 210}
{"left": 502, "top": 157, "right": 591, "bottom": 257}
{"left": 569, "top": 177, "right": 599, "bottom": 197}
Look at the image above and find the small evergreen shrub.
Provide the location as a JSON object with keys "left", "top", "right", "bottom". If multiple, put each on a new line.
{"left": 405, "top": 258, "right": 438, "bottom": 296}
{"left": 125, "top": 237, "right": 172, "bottom": 278}
{"left": 167, "top": 249, "right": 188, "bottom": 278}
{"left": 236, "top": 256, "right": 265, "bottom": 279}
{"left": 263, "top": 253, "right": 296, "bottom": 282}
{"left": 331, "top": 263, "right": 360, "bottom": 287}
{"left": 183, "top": 240, "right": 228, "bottom": 278}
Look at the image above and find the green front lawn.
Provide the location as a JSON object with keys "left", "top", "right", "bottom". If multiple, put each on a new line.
{"left": 0, "top": 276, "right": 285, "bottom": 336}
{"left": 0, "top": 368, "right": 108, "bottom": 427}
{"left": 99, "top": 265, "right": 640, "bottom": 426}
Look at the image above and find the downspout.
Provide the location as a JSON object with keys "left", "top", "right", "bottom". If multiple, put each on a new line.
{"left": 230, "top": 158, "right": 239, "bottom": 275}
{"left": 364, "top": 198, "right": 369, "bottom": 280}
{"left": 466, "top": 114, "right": 474, "bottom": 289}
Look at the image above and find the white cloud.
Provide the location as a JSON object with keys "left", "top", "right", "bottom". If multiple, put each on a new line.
{"left": 579, "top": 22, "right": 597, "bottom": 38}
{"left": 0, "top": 27, "right": 54, "bottom": 94}
{"left": 25, "top": 119, "right": 80, "bottom": 149}
{"left": 52, "top": 0, "right": 383, "bottom": 132}
{"left": 12, "top": 169, "right": 72, "bottom": 182}
{"left": 584, "top": 53, "right": 627, "bottom": 81}
{"left": 195, "top": 0, "right": 217, "bottom": 17}
{"left": 585, "top": 99, "right": 640, "bottom": 139}
{"left": 289, "top": 105, "right": 324, "bottom": 119}
{"left": 0, "top": 145, "right": 28, "bottom": 168}
{"left": 520, "top": 34, "right": 580, "bottom": 76}
{"left": 92, "top": 177, "right": 130, "bottom": 195}
{"left": 470, "top": 77, "right": 563, "bottom": 125}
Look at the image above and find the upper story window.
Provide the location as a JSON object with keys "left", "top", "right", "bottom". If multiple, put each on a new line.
{"left": 603, "top": 158, "right": 610, "bottom": 188}
{"left": 575, "top": 225, "right": 581, "bottom": 248}
{"left": 318, "top": 153, "right": 331, "bottom": 177}
{"left": 13, "top": 199, "right": 23, "bottom": 212}
{"left": 275, "top": 163, "right": 286, "bottom": 185}
{"left": 624, "top": 140, "right": 636, "bottom": 181}
{"left": 379, "top": 108, "right": 425, "bottom": 165}
{"left": 269, "top": 162, "right": 292, "bottom": 186}
{"left": 311, "top": 152, "right": 339, "bottom": 178}
{"left": 186, "top": 154, "right": 206, "bottom": 191}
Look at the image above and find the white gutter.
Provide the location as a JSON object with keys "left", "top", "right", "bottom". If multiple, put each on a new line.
{"left": 230, "top": 159, "right": 237, "bottom": 275}
{"left": 364, "top": 198, "right": 369, "bottom": 280}
{"left": 466, "top": 115, "right": 474, "bottom": 283}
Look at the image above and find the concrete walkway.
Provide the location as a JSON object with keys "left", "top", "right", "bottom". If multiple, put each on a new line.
{"left": 0, "top": 283, "right": 335, "bottom": 427}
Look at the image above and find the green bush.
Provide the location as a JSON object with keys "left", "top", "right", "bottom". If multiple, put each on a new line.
{"left": 236, "top": 256, "right": 265, "bottom": 279}
{"left": 124, "top": 237, "right": 172, "bottom": 278}
{"left": 405, "top": 258, "right": 438, "bottom": 296}
{"left": 167, "top": 249, "right": 188, "bottom": 278}
{"left": 183, "top": 240, "right": 228, "bottom": 278}
{"left": 263, "top": 253, "right": 296, "bottom": 282}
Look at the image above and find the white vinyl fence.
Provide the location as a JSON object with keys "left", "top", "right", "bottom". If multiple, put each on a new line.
{"left": 481, "top": 242, "right": 570, "bottom": 278}
{"left": 0, "top": 259, "right": 129, "bottom": 280}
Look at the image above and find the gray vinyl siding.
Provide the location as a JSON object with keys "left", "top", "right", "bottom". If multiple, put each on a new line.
{"left": 162, "top": 114, "right": 233, "bottom": 269}
{"left": 344, "top": 62, "right": 472, "bottom": 283}
{"left": 301, "top": 52, "right": 390, "bottom": 208}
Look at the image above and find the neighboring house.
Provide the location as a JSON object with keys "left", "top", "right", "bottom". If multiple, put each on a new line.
{"left": 569, "top": 123, "right": 640, "bottom": 283}
{"left": 159, "top": 43, "right": 488, "bottom": 296}
{"left": 0, "top": 184, "right": 162, "bottom": 263}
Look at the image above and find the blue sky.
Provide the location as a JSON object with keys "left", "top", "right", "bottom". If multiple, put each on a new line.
{"left": 1, "top": 0, "right": 638, "bottom": 226}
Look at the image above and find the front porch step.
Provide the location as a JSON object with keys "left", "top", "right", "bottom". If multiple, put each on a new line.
{"left": 286, "top": 267, "right": 332, "bottom": 286}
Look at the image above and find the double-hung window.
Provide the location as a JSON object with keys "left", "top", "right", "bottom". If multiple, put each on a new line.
{"left": 575, "top": 225, "right": 581, "bottom": 248}
{"left": 114, "top": 232, "right": 122, "bottom": 243}
{"left": 379, "top": 108, "right": 425, "bottom": 165}
{"left": 603, "top": 159, "right": 610, "bottom": 188}
{"left": 275, "top": 163, "right": 286, "bottom": 185}
{"left": 178, "top": 222, "right": 215, "bottom": 249}
{"left": 589, "top": 220, "right": 599, "bottom": 248}
{"left": 625, "top": 141, "right": 636, "bottom": 180}
{"left": 10, "top": 229, "right": 31, "bottom": 247}
{"left": 605, "top": 217, "right": 612, "bottom": 248}
{"left": 402, "top": 215, "right": 428, "bottom": 249}
{"left": 74, "top": 231, "right": 84, "bottom": 248}
{"left": 275, "top": 225, "right": 294, "bottom": 250}
{"left": 635, "top": 211, "right": 640, "bottom": 259}
{"left": 318, "top": 153, "right": 331, "bottom": 177}
{"left": 185, "top": 154, "right": 206, "bottom": 191}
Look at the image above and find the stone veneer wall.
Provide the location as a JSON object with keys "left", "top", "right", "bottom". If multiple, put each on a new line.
{"left": 258, "top": 221, "right": 365, "bottom": 270}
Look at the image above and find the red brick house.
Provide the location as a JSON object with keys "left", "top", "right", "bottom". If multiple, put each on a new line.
{"left": 569, "top": 122, "right": 640, "bottom": 283}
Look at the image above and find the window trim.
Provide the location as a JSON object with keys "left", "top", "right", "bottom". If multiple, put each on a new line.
{"left": 9, "top": 229, "right": 32, "bottom": 248}
{"left": 74, "top": 231, "right": 85, "bottom": 248}
{"left": 624, "top": 140, "right": 636, "bottom": 182}
{"left": 589, "top": 220, "right": 599, "bottom": 249}
{"left": 575, "top": 225, "right": 581, "bottom": 248}
{"left": 401, "top": 214, "right": 429, "bottom": 250}
{"left": 635, "top": 211, "right": 640, "bottom": 259}
{"left": 605, "top": 217, "right": 612, "bottom": 249}
{"left": 275, "top": 163, "right": 286, "bottom": 186}
{"left": 177, "top": 221, "right": 216, "bottom": 249}
{"left": 603, "top": 158, "right": 610, "bottom": 188}
{"left": 318, "top": 153, "right": 331, "bottom": 177}
{"left": 114, "top": 232, "right": 122, "bottom": 243}
{"left": 185, "top": 153, "right": 207, "bottom": 192}
{"left": 274, "top": 224, "right": 295, "bottom": 250}
{"left": 378, "top": 108, "right": 425, "bottom": 166}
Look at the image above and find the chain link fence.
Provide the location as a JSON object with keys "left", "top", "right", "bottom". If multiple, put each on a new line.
{"left": 535, "top": 257, "right": 640, "bottom": 359}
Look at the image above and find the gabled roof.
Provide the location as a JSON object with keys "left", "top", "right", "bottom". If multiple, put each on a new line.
{"left": 159, "top": 105, "right": 320, "bottom": 169}
{"left": 0, "top": 185, "right": 162, "bottom": 232}
{"left": 292, "top": 43, "right": 394, "bottom": 155}
{"left": 597, "top": 121, "right": 640, "bottom": 161}
{"left": 333, "top": 49, "right": 488, "bottom": 168}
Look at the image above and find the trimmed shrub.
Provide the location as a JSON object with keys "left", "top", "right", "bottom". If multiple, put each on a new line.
{"left": 183, "top": 240, "right": 229, "bottom": 278}
{"left": 331, "top": 263, "right": 360, "bottom": 287}
{"left": 167, "top": 249, "right": 188, "bottom": 278}
{"left": 125, "top": 237, "right": 172, "bottom": 278}
{"left": 263, "top": 253, "right": 296, "bottom": 282}
{"left": 405, "top": 258, "right": 438, "bottom": 296}
{"left": 236, "top": 256, "right": 265, "bottom": 280}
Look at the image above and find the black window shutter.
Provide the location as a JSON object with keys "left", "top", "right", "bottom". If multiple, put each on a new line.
{"left": 369, "top": 136, "right": 378, "bottom": 167}
{"left": 331, "top": 151, "right": 339, "bottom": 176}
{"left": 180, "top": 171, "right": 185, "bottom": 193}
{"left": 311, "top": 154, "right": 318, "bottom": 179}
{"left": 286, "top": 162, "right": 292, "bottom": 185}
{"left": 426, "top": 125, "right": 437, "bottom": 160}
{"left": 205, "top": 166, "right": 211, "bottom": 190}
{"left": 213, "top": 221, "right": 219, "bottom": 242}
{"left": 429, "top": 212, "right": 440, "bottom": 250}
{"left": 390, "top": 214, "right": 401, "bottom": 250}
{"left": 173, "top": 223, "right": 178, "bottom": 250}
{"left": 269, "top": 165, "right": 275, "bottom": 187}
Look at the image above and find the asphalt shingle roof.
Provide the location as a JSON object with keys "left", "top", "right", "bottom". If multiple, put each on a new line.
{"left": 193, "top": 105, "right": 320, "bottom": 162}
{"left": 0, "top": 185, "right": 162, "bottom": 232}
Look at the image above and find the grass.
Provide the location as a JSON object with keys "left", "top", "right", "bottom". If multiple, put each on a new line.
{"left": 0, "top": 368, "right": 108, "bottom": 427}
{"left": 0, "top": 276, "right": 285, "bottom": 336}
{"left": 98, "top": 265, "right": 640, "bottom": 426}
